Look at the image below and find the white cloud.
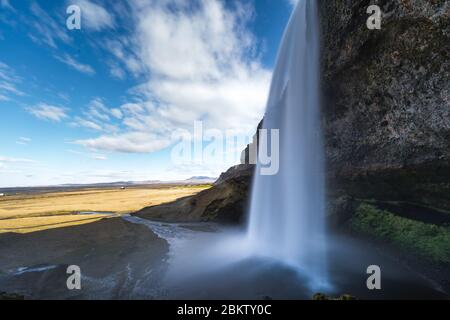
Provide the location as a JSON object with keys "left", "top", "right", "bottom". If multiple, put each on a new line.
{"left": 75, "top": 131, "right": 172, "bottom": 153}
{"left": 288, "top": 0, "right": 299, "bottom": 7}
{"left": 110, "top": 108, "right": 123, "bottom": 119}
{"left": 0, "top": 61, "right": 19, "bottom": 82}
{"left": 109, "top": 63, "right": 126, "bottom": 80}
{"left": 0, "top": 61, "right": 24, "bottom": 99}
{"left": 71, "top": 98, "right": 123, "bottom": 132}
{"left": 102, "top": 38, "right": 141, "bottom": 79}
{"left": 72, "top": 117, "right": 103, "bottom": 131}
{"left": 73, "top": 0, "right": 115, "bottom": 31}
{"left": 0, "top": 82, "right": 25, "bottom": 96}
{"left": 16, "top": 137, "right": 32, "bottom": 145}
{"left": 89, "top": 98, "right": 112, "bottom": 120}
{"left": 55, "top": 54, "right": 95, "bottom": 75}
{"left": 76, "top": 0, "right": 271, "bottom": 154}
{"left": 27, "top": 103, "right": 69, "bottom": 122}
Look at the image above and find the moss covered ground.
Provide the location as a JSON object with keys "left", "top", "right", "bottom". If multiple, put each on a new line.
{"left": 350, "top": 203, "right": 450, "bottom": 264}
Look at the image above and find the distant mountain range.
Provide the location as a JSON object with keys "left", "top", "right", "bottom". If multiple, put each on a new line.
{"left": 0, "top": 176, "right": 218, "bottom": 193}
{"left": 58, "top": 176, "right": 217, "bottom": 187}
{"left": 183, "top": 176, "right": 217, "bottom": 184}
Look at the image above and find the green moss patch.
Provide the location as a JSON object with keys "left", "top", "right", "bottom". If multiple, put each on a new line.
{"left": 350, "top": 203, "right": 450, "bottom": 264}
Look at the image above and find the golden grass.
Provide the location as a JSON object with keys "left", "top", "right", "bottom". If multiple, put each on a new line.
{"left": 0, "top": 186, "right": 209, "bottom": 234}
{"left": 0, "top": 214, "right": 109, "bottom": 234}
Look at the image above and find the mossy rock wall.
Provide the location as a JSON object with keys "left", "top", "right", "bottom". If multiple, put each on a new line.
{"left": 320, "top": 0, "right": 450, "bottom": 213}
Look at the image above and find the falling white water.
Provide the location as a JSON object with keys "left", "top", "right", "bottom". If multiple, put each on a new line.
{"left": 247, "top": 0, "right": 328, "bottom": 289}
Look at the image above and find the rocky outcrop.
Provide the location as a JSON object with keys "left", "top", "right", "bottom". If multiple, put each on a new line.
{"left": 320, "top": 0, "right": 450, "bottom": 218}
{"left": 136, "top": 165, "right": 254, "bottom": 224}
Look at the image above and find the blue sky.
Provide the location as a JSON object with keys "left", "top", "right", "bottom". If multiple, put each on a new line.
{"left": 0, "top": 0, "right": 294, "bottom": 187}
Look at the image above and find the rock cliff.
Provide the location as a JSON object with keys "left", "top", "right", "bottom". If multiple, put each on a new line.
{"left": 320, "top": 0, "right": 449, "bottom": 222}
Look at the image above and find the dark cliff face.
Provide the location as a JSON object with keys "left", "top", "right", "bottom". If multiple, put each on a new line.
{"left": 319, "top": 0, "right": 450, "bottom": 216}
{"left": 322, "top": 0, "right": 449, "bottom": 171}
{"left": 319, "top": 1, "right": 450, "bottom": 285}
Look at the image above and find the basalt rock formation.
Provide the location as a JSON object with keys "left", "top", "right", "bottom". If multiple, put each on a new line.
{"left": 320, "top": 0, "right": 449, "bottom": 223}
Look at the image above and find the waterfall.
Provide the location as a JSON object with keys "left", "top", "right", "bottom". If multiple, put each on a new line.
{"left": 247, "top": 0, "right": 328, "bottom": 289}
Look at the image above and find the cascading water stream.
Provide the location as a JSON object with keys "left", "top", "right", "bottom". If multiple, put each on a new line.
{"left": 247, "top": 0, "right": 328, "bottom": 289}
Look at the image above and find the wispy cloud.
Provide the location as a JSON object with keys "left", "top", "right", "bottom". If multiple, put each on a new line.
{"left": 28, "top": 2, "right": 71, "bottom": 49}
{"left": 73, "top": 0, "right": 115, "bottom": 31}
{"left": 85, "top": 98, "right": 110, "bottom": 121}
{"left": 70, "top": 98, "right": 121, "bottom": 132}
{"left": 55, "top": 54, "right": 95, "bottom": 75}
{"left": 108, "top": 62, "right": 126, "bottom": 80}
{"left": 110, "top": 108, "right": 123, "bottom": 119}
{"left": 0, "top": 62, "right": 19, "bottom": 83}
{"left": 0, "top": 61, "right": 24, "bottom": 100}
{"left": 76, "top": 131, "right": 172, "bottom": 153}
{"left": 27, "top": 103, "right": 69, "bottom": 122}
{"left": 71, "top": 117, "right": 103, "bottom": 131}
{"left": 58, "top": 92, "right": 70, "bottom": 102}
{"left": 67, "top": 149, "right": 107, "bottom": 161}
{"left": 0, "top": 0, "right": 14, "bottom": 11}
{"left": 16, "top": 137, "right": 32, "bottom": 145}
{"left": 0, "top": 156, "right": 35, "bottom": 163}
{"left": 0, "top": 82, "right": 25, "bottom": 96}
